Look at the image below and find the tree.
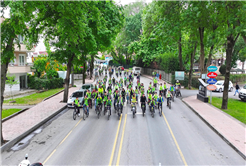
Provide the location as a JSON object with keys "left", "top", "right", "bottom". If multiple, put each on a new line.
{"left": 216, "top": 1, "right": 246, "bottom": 109}
{"left": 239, "top": 48, "right": 246, "bottom": 72}
{"left": 5, "top": 74, "right": 19, "bottom": 102}
{"left": 1, "top": 1, "right": 42, "bottom": 145}
{"left": 219, "top": 65, "right": 226, "bottom": 75}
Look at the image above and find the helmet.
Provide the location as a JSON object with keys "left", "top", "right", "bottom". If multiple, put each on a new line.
{"left": 177, "top": 80, "right": 179, "bottom": 82}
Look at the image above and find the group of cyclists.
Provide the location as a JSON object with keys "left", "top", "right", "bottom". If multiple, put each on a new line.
{"left": 73, "top": 67, "right": 181, "bottom": 119}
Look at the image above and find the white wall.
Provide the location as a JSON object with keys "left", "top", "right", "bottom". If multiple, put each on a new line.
{"left": 57, "top": 71, "right": 72, "bottom": 84}
{"left": 4, "top": 73, "right": 26, "bottom": 92}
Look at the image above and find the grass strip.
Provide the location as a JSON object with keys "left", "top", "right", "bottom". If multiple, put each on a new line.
{"left": 4, "top": 88, "right": 64, "bottom": 105}
{"left": 209, "top": 97, "right": 246, "bottom": 124}
{"left": 2, "top": 108, "right": 22, "bottom": 119}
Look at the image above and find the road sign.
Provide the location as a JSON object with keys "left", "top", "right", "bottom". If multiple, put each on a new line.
{"left": 207, "top": 72, "right": 217, "bottom": 78}
{"left": 207, "top": 66, "right": 218, "bottom": 72}
{"left": 175, "top": 71, "right": 184, "bottom": 80}
{"left": 207, "top": 78, "right": 217, "bottom": 84}
{"left": 207, "top": 85, "right": 217, "bottom": 91}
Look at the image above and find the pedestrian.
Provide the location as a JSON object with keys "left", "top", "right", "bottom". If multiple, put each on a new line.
{"left": 234, "top": 82, "right": 240, "bottom": 96}
{"left": 156, "top": 72, "right": 159, "bottom": 81}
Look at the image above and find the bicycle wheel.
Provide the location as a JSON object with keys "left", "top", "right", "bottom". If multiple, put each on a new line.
{"left": 83, "top": 109, "right": 86, "bottom": 120}
{"left": 172, "top": 96, "right": 174, "bottom": 102}
{"left": 73, "top": 108, "right": 77, "bottom": 120}
{"left": 97, "top": 109, "right": 100, "bottom": 119}
{"left": 169, "top": 102, "right": 171, "bottom": 109}
{"left": 159, "top": 107, "right": 162, "bottom": 117}
{"left": 108, "top": 109, "right": 110, "bottom": 120}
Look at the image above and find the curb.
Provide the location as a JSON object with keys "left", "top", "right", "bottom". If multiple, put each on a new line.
{"left": 1, "top": 105, "right": 67, "bottom": 153}
{"left": 3, "top": 90, "right": 37, "bottom": 99}
{"left": 2, "top": 108, "right": 29, "bottom": 123}
{"left": 182, "top": 98, "right": 246, "bottom": 160}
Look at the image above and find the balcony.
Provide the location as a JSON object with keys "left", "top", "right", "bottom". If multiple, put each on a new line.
{"left": 14, "top": 44, "right": 35, "bottom": 52}
{"left": 8, "top": 65, "right": 32, "bottom": 74}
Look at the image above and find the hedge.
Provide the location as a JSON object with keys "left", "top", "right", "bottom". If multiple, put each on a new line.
{"left": 230, "top": 74, "right": 246, "bottom": 83}
{"left": 28, "top": 74, "right": 63, "bottom": 90}
{"left": 171, "top": 75, "right": 200, "bottom": 88}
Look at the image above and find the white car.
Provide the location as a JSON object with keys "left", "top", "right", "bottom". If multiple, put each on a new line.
{"left": 132, "top": 67, "right": 141, "bottom": 75}
{"left": 67, "top": 89, "right": 87, "bottom": 108}
{"left": 239, "top": 85, "right": 246, "bottom": 101}
{"left": 213, "top": 80, "right": 233, "bottom": 92}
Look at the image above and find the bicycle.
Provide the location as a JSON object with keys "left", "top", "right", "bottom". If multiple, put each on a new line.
{"left": 171, "top": 91, "right": 175, "bottom": 102}
{"left": 141, "top": 102, "right": 146, "bottom": 117}
{"left": 82, "top": 105, "right": 89, "bottom": 120}
{"left": 96, "top": 104, "right": 102, "bottom": 119}
{"left": 118, "top": 103, "right": 122, "bottom": 120}
{"left": 88, "top": 99, "right": 92, "bottom": 108}
{"left": 107, "top": 106, "right": 111, "bottom": 120}
{"left": 167, "top": 98, "right": 171, "bottom": 109}
{"left": 73, "top": 105, "right": 80, "bottom": 120}
{"left": 131, "top": 103, "right": 137, "bottom": 118}
{"left": 150, "top": 105, "right": 155, "bottom": 118}
{"left": 158, "top": 103, "right": 162, "bottom": 117}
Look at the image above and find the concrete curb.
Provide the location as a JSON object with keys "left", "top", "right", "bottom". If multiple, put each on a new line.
{"left": 1, "top": 105, "right": 67, "bottom": 152}
{"left": 3, "top": 90, "right": 37, "bottom": 99}
{"left": 2, "top": 108, "right": 29, "bottom": 123}
{"left": 182, "top": 98, "right": 246, "bottom": 160}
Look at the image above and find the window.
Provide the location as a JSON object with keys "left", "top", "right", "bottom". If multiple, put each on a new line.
{"left": 18, "top": 35, "right": 24, "bottom": 43}
{"left": 135, "top": 68, "right": 140, "bottom": 70}
{"left": 19, "top": 54, "right": 25, "bottom": 66}
{"left": 10, "top": 54, "right": 16, "bottom": 65}
{"left": 72, "top": 92, "right": 83, "bottom": 98}
{"left": 82, "top": 85, "right": 91, "bottom": 90}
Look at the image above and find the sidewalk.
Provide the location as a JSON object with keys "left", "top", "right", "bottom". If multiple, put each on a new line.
{"left": 2, "top": 77, "right": 95, "bottom": 142}
{"left": 183, "top": 95, "right": 246, "bottom": 159}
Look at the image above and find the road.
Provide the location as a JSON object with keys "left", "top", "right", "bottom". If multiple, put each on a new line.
{"left": 1, "top": 71, "right": 245, "bottom": 166}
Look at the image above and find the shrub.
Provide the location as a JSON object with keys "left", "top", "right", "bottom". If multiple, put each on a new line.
{"left": 28, "top": 76, "right": 63, "bottom": 90}
{"left": 230, "top": 74, "right": 246, "bottom": 83}
{"left": 219, "top": 65, "right": 226, "bottom": 75}
{"left": 157, "top": 53, "right": 180, "bottom": 73}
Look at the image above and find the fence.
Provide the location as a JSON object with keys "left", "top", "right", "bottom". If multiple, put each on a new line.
{"left": 141, "top": 67, "right": 172, "bottom": 83}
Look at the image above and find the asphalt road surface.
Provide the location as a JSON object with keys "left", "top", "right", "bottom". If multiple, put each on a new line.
{"left": 2, "top": 71, "right": 245, "bottom": 166}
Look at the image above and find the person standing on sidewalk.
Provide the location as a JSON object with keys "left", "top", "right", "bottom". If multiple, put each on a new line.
{"left": 234, "top": 82, "right": 240, "bottom": 96}
{"left": 156, "top": 72, "right": 159, "bottom": 81}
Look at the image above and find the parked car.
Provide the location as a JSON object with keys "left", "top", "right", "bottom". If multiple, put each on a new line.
{"left": 67, "top": 89, "right": 87, "bottom": 108}
{"left": 132, "top": 67, "right": 141, "bottom": 75}
{"left": 213, "top": 80, "right": 233, "bottom": 92}
{"left": 239, "top": 85, "right": 246, "bottom": 101}
{"left": 80, "top": 83, "right": 93, "bottom": 91}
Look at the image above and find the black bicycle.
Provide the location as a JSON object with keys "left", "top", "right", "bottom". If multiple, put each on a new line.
{"left": 158, "top": 103, "right": 162, "bottom": 117}
{"left": 131, "top": 103, "right": 137, "bottom": 118}
{"left": 96, "top": 104, "right": 102, "bottom": 119}
{"left": 107, "top": 106, "right": 111, "bottom": 120}
{"left": 82, "top": 106, "right": 89, "bottom": 120}
{"left": 73, "top": 105, "right": 80, "bottom": 120}
{"left": 150, "top": 105, "right": 155, "bottom": 118}
{"left": 118, "top": 103, "right": 122, "bottom": 120}
{"left": 141, "top": 102, "right": 146, "bottom": 117}
{"left": 167, "top": 98, "right": 171, "bottom": 109}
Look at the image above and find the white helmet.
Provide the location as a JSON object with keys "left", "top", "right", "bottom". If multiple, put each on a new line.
{"left": 177, "top": 80, "right": 179, "bottom": 82}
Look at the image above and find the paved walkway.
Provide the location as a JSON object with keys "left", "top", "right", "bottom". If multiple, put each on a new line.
{"left": 2, "top": 78, "right": 95, "bottom": 142}
{"left": 183, "top": 95, "right": 246, "bottom": 158}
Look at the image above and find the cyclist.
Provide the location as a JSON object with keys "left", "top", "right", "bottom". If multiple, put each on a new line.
{"left": 113, "top": 90, "right": 119, "bottom": 110}
{"left": 98, "top": 86, "right": 104, "bottom": 96}
{"left": 121, "top": 88, "right": 126, "bottom": 104}
{"left": 86, "top": 90, "right": 92, "bottom": 108}
{"left": 106, "top": 97, "right": 112, "bottom": 116}
{"left": 126, "top": 77, "right": 129, "bottom": 86}
{"left": 140, "top": 93, "right": 147, "bottom": 113}
{"left": 157, "top": 94, "right": 164, "bottom": 109}
{"left": 135, "top": 86, "right": 139, "bottom": 102}
{"left": 149, "top": 98, "right": 155, "bottom": 113}
{"left": 124, "top": 76, "right": 127, "bottom": 86}
{"left": 140, "top": 86, "right": 145, "bottom": 96}
{"left": 96, "top": 95, "right": 103, "bottom": 112}
{"left": 159, "top": 83, "right": 163, "bottom": 96}
{"left": 166, "top": 90, "right": 173, "bottom": 106}
{"left": 152, "top": 83, "right": 156, "bottom": 95}
{"left": 130, "top": 87, "right": 134, "bottom": 104}
{"left": 153, "top": 92, "right": 158, "bottom": 106}
{"left": 93, "top": 90, "right": 98, "bottom": 109}
{"left": 153, "top": 78, "right": 158, "bottom": 89}
{"left": 164, "top": 82, "right": 167, "bottom": 97}
{"left": 108, "top": 78, "right": 112, "bottom": 85}
{"left": 126, "top": 87, "right": 130, "bottom": 104}
{"left": 72, "top": 96, "right": 81, "bottom": 116}
{"left": 137, "top": 81, "right": 141, "bottom": 90}
{"left": 170, "top": 84, "right": 175, "bottom": 97}
{"left": 118, "top": 94, "right": 124, "bottom": 113}
{"left": 149, "top": 82, "right": 152, "bottom": 89}
{"left": 131, "top": 94, "right": 137, "bottom": 112}
{"left": 102, "top": 83, "right": 106, "bottom": 93}
{"left": 147, "top": 87, "right": 152, "bottom": 96}
{"left": 175, "top": 80, "right": 181, "bottom": 96}
{"left": 83, "top": 96, "right": 89, "bottom": 115}
{"left": 112, "top": 77, "right": 116, "bottom": 86}
{"left": 129, "top": 73, "right": 132, "bottom": 82}
{"left": 148, "top": 92, "right": 153, "bottom": 104}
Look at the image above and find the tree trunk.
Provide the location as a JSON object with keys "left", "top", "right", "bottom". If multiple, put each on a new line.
{"left": 188, "top": 42, "right": 197, "bottom": 89}
{"left": 199, "top": 27, "right": 205, "bottom": 74}
{"left": 178, "top": 36, "right": 184, "bottom": 71}
{"left": 90, "top": 55, "right": 94, "bottom": 79}
{"left": 205, "top": 45, "right": 215, "bottom": 69}
{"left": 63, "top": 55, "right": 74, "bottom": 103}
{"left": 242, "top": 35, "right": 246, "bottom": 44}
{"left": 71, "top": 65, "right": 74, "bottom": 86}
{"left": 1, "top": 63, "right": 9, "bottom": 145}
{"left": 242, "top": 61, "right": 245, "bottom": 73}
{"left": 221, "top": 35, "right": 238, "bottom": 109}
{"left": 83, "top": 61, "right": 86, "bottom": 84}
